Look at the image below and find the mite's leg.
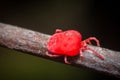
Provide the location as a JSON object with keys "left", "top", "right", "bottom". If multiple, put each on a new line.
{"left": 64, "top": 55, "right": 71, "bottom": 64}
{"left": 56, "top": 29, "right": 63, "bottom": 33}
{"left": 84, "top": 37, "right": 100, "bottom": 46}
{"left": 86, "top": 47, "right": 104, "bottom": 60}
{"left": 46, "top": 52, "right": 60, "bottom": 57}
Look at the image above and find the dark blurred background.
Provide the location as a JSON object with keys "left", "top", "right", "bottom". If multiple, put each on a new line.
{"left": 0, "top": 0, "right": 120, "bottom": 80}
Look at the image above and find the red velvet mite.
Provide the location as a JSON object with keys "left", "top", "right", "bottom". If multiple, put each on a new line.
{"left": 46, "top": 29, "right": 104, "bottom": 64}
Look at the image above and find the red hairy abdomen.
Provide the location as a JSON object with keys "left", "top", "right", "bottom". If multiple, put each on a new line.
{"left": 47, "top": 30, "right": 82, "bottom": 56}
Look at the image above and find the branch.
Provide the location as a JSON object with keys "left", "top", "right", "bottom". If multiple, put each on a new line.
{"left": 0, "top": 22, "right": 120, "bottom": 78}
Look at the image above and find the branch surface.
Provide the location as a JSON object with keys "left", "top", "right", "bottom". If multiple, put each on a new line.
{"left": 0, "top": 23, "right": 120, "bottom": 78}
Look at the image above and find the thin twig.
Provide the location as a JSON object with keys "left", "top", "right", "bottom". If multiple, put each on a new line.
{"left": 0, "top": 23, "right": 120, "bottom": 78}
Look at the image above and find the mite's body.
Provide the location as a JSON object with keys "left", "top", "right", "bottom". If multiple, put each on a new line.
{"left": 46, "top": 29, "right": 104, "bottom": 64}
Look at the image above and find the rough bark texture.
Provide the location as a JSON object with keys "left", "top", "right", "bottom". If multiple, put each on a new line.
{"left": 0, "top": 23, "right": 120, "bottom": 78}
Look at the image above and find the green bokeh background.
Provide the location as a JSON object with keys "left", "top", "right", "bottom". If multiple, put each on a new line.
{"left": 0, "top": 0, "right": 120, "bottom": 80}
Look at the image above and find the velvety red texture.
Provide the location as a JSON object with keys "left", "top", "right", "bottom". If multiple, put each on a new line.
{"left": 47, "top": 30, "right": 82, "bottom": 56}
